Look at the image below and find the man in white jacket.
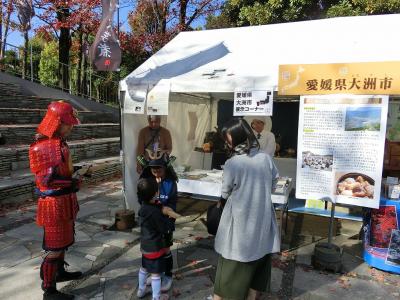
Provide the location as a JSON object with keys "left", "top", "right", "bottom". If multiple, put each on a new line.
{"left": 244, "top": 116, "right": 276, "bottom": 157}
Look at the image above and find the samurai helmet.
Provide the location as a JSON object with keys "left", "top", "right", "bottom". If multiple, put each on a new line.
{"left": 37, "top": 101, "right": 80, "bottom": 138}
{"left": 137, "top": 148, "right": 176, "bottom": 168}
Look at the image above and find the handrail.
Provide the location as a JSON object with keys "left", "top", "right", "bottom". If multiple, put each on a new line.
{"left": 0, "top": 42, "right": 119, "bottom": 106}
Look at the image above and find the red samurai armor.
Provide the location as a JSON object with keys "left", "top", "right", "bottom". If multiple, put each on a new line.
{"left": 29, "top": 101, "right": 80, "bottom": 250}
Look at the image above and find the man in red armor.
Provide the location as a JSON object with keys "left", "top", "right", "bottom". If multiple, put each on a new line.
{"left": 29, "top": 101, "right": 86, "bottom": 300}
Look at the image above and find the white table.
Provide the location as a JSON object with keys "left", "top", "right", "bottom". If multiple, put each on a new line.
{"left": 177, "top": 176, "right": 293, "bottom": 237}
{"left": 177, "top": 177, "right": 293, "bottom": 204}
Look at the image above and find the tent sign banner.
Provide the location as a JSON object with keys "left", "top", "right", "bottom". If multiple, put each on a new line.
{"left": 124, "top": 84, "right": 147, "bottom": 114}
{"left": 278, "top": 61, "right": 400, "bottom": 96}
{"left": 233, "top": 88, "right": 273, "bottom": 116}
{"left": 146, "top": 82, "right": 170, "bottom": 115}
{"left": 295, "top": 94, "right": 388, "bottom": 209}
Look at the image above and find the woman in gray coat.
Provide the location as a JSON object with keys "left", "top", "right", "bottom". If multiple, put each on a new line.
{"left": 213, "top": 118, "right": 280, "bottom": 300}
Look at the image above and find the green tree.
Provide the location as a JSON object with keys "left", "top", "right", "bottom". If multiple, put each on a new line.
{"left": 207, "top": 0, "right": 340, "bottom": 27}
{"left": 26, "top": 34, "right": 51, "bottom": 80}
{"left": 206, "top": 8, "right": 236, "bottom": 29}
{"left": 327, "top": 0, "right": 400, "bottom": 17}
{"left": 39, "top": 41, "right": 59, "bottom": 87}
{"left": 1, "top": 49, "right": 19, "bottom": 73}
{"left": 206, "top": 0, "right": 400, "bottom": 28}
{"left": 326, "top": 1, "right": 363, "bottom": 17}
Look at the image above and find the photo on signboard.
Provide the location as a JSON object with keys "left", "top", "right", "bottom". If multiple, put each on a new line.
{"left": 335, "top": 172, "right": 375, "bottom": 199}
{"left": 301, "top": 151, "right": 333, "bottom": 172}
{"left": 345, "top": 107, "right": 382, "bottom": 131}
{"left": 386, "top": 229, "right": 400, "bottom": 266}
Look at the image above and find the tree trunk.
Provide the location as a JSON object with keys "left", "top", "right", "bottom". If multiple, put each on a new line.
{"left": 76, "top": 28, "right": 83, "bottom": 95}
{"left": 1, "top": 0, "right": 13, "bottom": 58}
{"left": 81, "top": 34, "right": 88, "bottom": 96}
{"left": 161, "top": 4, "right": 167, "bottom": 33}
{"left": 57, "top": 6, "right": 71, "bottom": 91}
{"left": 179, "top": 0, "right": 188, "bottom": 30}
{"left": 22, "top": 30, "right": 28, "bottom": 79}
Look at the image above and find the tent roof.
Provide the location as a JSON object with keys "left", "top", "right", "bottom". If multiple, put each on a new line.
{"left": 121, "top": 14, "right": 400, "bottom": 94}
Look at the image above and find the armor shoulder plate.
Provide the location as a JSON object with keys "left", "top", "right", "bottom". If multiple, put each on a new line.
{"left": 29, "top": 138, "right": 63, "bottom": 173}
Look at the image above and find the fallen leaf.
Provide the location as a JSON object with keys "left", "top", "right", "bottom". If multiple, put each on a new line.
{"left": 346, "top": 272, "right": 357, "bottom": 278}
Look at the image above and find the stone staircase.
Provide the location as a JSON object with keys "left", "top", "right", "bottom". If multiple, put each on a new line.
{"left": 0, "top": 81, "right": 121, "bottom": 205}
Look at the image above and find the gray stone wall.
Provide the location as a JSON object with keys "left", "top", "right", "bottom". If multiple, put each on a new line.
{"left": 0, "top": 109, "right": 118, "bottom": 124}
{"left": 0, "top": 124, "right": 120, "bottom": 145}
{"left": 0, "top": 163, "right": 121, "bottom": 205}
{"left": 0, "top": 139, "right": 120, "bottom": 174}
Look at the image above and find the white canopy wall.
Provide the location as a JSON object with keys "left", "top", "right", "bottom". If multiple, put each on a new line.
{"left": 121, "top": 93, "right": 215, "bottom": 212}
{"left": 120, "top": 14, "right": 400, "bottom": 212}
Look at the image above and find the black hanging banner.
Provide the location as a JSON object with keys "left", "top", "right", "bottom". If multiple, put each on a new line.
{"left": 90, "top": 0, "right": 121, "bottom": 71}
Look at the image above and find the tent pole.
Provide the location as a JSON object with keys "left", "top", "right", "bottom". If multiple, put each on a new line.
{"left": 119, "top": 90, "right": 127, "bottom": 210}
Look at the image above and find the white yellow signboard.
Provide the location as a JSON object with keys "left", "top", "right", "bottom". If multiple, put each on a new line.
{"left": 296, "top": 95, "right": 388, "bottom": 209}
{"left": 279, "top": 61, "right": 400, "bottom": 95}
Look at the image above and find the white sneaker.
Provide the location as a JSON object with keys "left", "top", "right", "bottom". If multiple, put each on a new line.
{"left": 161, "top": 276, "right": 173, "bottom": 292}
{"left": 137, "top": 285, "right": 149, "bottom": 298}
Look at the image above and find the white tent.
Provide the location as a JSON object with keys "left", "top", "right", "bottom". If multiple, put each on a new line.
{"left": 120, "top": 14, "right": 400, "bottom": 212}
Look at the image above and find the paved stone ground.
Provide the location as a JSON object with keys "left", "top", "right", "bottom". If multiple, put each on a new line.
{"left": 0, "top": 179, "right": 132, "bottom": 300}
{"left": 1, "top": 182, "right": 400, "bottom": 300}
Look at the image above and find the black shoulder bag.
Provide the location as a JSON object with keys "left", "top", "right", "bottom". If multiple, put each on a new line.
{"left": 206, "top": 198, "right": 226, "bottom": 235}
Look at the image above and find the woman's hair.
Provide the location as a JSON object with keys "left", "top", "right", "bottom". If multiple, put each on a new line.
{"left": 165, "top": 166, "right": 178, "bottom": 182}
{"left": 137, "top": 177, "right": 158, "bottom": 204}
{"left": 221, "top": 118, "right": 259, "bottom": 152}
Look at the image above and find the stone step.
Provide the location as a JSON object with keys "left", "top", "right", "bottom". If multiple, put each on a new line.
{"left": 0, "top": 82, "right": 21, "bottom": 95}
{"left": 0, "top": 95, "right": 73, "bottom": 109}
{"left": 0, "top": 123, "right": 120, "bottom": 145}
{"left": 0, "top": 156, "right": 122, "bottom": 205}
{"left": 0, "top": 108, "right": 119, "bottom": 125}
{"left": 0, "top": 137, "right": 120, "bottom": 174}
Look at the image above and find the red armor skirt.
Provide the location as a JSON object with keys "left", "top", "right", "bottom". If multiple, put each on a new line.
{"left": 37, "top": 194, "right": 79, "bottom": 250}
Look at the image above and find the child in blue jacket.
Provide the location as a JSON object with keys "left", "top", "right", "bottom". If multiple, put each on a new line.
{"left": 140, "top": 152, "right": 178, "bottom": 292}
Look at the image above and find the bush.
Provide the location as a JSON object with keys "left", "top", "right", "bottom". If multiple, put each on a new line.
{"left": 39, "top": 42, "right": 58, "bottom": 87}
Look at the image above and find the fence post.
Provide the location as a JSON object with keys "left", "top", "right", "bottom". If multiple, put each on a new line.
{"left": 30, "top": 42, "right": 33, "bottom": 82}
{"left": 89, "top": 67, "right": 92, "bottom": 99}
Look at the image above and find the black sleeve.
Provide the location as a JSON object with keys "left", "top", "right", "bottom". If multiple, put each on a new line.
{"left": 151, "top": 209, "right": 170, "bottom": 235}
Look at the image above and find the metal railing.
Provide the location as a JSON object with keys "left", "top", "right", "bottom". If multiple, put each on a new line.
{"left": 0, "top": 42, "right": 119, "bottom": 106}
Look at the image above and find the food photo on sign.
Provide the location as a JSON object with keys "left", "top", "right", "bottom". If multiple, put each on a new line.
{"left": 335, "top": 172, "right": 375, "bottom": 199}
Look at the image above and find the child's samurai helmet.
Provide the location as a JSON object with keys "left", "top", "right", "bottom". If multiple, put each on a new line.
{"left": 137, "top": 148, "right": 176, "bottom": 168}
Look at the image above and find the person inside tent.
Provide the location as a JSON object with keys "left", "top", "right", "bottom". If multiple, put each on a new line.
{"left": 244, "top": 116, "right": 276, "bottom": 157}
{"left": 136, "top": 115, "right": 172, "bottom": 173}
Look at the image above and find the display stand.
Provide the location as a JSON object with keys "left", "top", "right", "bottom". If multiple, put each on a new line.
{"left": 312, "top": 202, "right": 343, "bottom": 272}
